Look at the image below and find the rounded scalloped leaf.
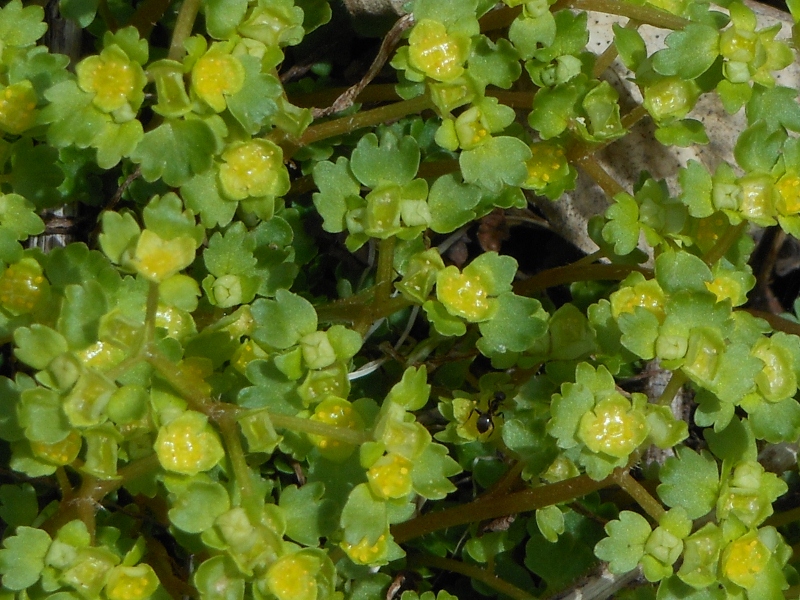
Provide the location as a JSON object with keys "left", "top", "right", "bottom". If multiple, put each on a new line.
{"left": 193, "top": 555, "right": 245, "bottom": 600}
{"left": 657, "top": 447, "right": 720, "bottom": 519}
{"left": 350, "top": 131, "right": 420, "bottom": 188}
{"left": 652, "top": 23, "right": 720, "bottom": 80}
{"left": 460, "top": 136, "right": 531, "bottom": 193}
{"left": 594, "top": 510, "right": 651, "bottom": 574}
{"left": 0, "top": 1, "right": 48, "bottom": 48}
{"left": 0, "top": 526, "right": 51, "bottom": 590}
{"left": 168, "top": 479, "right": 231, "bottom": 534}
{"left": 251, "top": 289, "right": 317, "bottom": 350}
{"left": 477, "top": 292, "right": 548, "bottom": 355}
{"left": 155, "top": 411, "right": 225, "bottom": 475}
{"left": 385, "top": 365, "right": 430, "bottom": 411}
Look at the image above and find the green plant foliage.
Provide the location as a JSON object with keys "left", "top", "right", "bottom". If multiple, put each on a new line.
{"left": 4, "top": 0, "right": 800, "bottom": 598}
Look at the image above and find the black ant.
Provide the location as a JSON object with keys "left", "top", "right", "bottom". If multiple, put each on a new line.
{"left": 471, "top": 391, "right": 506, "bottom": 436}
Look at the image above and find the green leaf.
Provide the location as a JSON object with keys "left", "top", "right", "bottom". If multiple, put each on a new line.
{"left": 652, "top": 24, "right": 719, "bottom": 79}
{"left": 0, "top": 484, "right": 38, "bottom": 528}
{"left": 227, "top": 55, "right": 281, "bottom": 134}
{"left": 340, "top": 483, "right": 387, "bottom": 546}
{"left": 280, "top": 482, "right": 337, "bottom": 546}
{"left": 58, "top": 281, "right": 107, "bottom": 350}
{"left": 194, "top": 555, "right": 245, "bottom": 600}
{"left": 704, "top": 417, "right": 757, "bottom": 463}
{"left": 168, "top": 479, "right": 231, "bottom": 534}
{"left": 181, "top": 170, "right": 237, "bottom": 229}
{"left": 9, "top": 138, "right": 65, "bottom": 209}
{"left": 679, "top": 160, "right": 714, "bottom": 217}
{"left": 411, "top": 443, "right": 461, "bottom": 499}
{"left": 385, "top": 366, "right": 430, "bottom": 411}
{"left": 613, "top": 23, "right": 646, "bottom": 71}
{"left": 251, "top": 289, "right": 317, "bottom": 350}
{"left": 524, "top": 510, "right": 604, "bottom": 592}
{"left": 99, "top": 211, "right": 140, "bottom": 264}
{"left": 657, "top": 447, "right": 719, "bottom": 519}
{"left": 94, "top": 119, "right": 144, "bottom": 169}
{"left": 477, "top": 293, "right": 548, "bottom": 355}
{"left": 602, "top": 193, "right": 639, "bottom": 255}
{"left": 594, "top": 511, "right": 651, "bottom": 574}
{"left": 748, "top": 397, "right": 800, "bottom": 443}
{"left": 130, "top": 119, "right": 216, "bottom": 187}
{"left": 509, "top": 12, "right": 556, "bottom": 60}
{"left": 428, "top": 173, "right": 481, "bottom": 233}
{"left": 295, "top": 0, "right": 332, "bottom": 33}
{"left": 460, "top": 136, "right": 531, "bottom": 193}
{"left": 0, "top": 526, "right": 51, "bottom": 590}
{"left": 0, "top": 0, "right": 47, "bottom": 47}
{"left": 350, "top": 131, "right": 420, "bottom": 188}
{"left": 655, "top": 250, "right": 712, "bottom": 294}
{"left": 423, "top": 300, "right": 467, "bottom": 336}
{"left": 312, "top": 157, "right": 360, "bottom": 233}
{"left": 734, "top": 120, "right": 785, "bottom": 173}
{"left": 14, "top": 324, "right": 68, "bottom": 370}
{"left": 143, "top": 193, "right": 204, "bottom": 244}
{"left": 103, "top": 26, "right": 148, "bottom": 64}
{"left": 655, "top": 119, "right": 709, "bottom": 147}
{"left": 204, "top": 222, "right": 257, "bottom": 277}
{"left": 60, "top": 0, "right": 98, "bottom": 27}
{"left": 203, "top": 0, "right": 248, "bottom": 39}
{"left": 529, "top": 83, "right": 582, "bottom": 139}
{"left": 0, "top": 193, "right": 44, "bottom": 240}
{"left": 413, "top": 0, "right": 478, "bottom": 30}
{"left": 468, "top": 36, "right": 521, "bottom": 89}
{"left": 746, "top": 85, "right": 800, "bottom": 132}
{"left": 659, "top": 575, "right": 726, "bottom": 600}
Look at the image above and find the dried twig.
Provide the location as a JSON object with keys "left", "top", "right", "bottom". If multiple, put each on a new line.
{"left": 313, "top": 13, "right": 415, "bottom": 118}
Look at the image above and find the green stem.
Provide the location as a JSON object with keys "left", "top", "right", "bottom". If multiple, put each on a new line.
{"left": 97, "top": 0, "right": 118, "bottom": 32}
{"left": 559, "top": 0, "right": 690, "bottom": 30}
{"left": 167, "top": 0, "right": 201, "bottom": 61}
{"left": 128, "top": 0, "right": 174, "bottom": 37}
{"left": 702, "top": 221, "right": 747, "bottom": 266}
{"left": 409, "top": 554, "right": 536, "bottom": 600}
{"left": 481, "top": 0, "right": 688, "bottom": 32}
{"left": 278, "top": 94, "right": 433, "bottom": 157}
{"left": 375, "top": 237, "right": 397, "bottom": 305}
{"left": 218, "top": 414, "right": 255, "bottom": 501}
{"left": 316, "top": 292, "right": 414, "bottom": 326}
{"left": 572, "top": 153, "right": 627, "bottom": 200}
{"left": 656, "top": 370, "right": 687, "bottom": 406}
{"left": 267, "top": 412, "right": 372, "bottom": 445}
{"left": 144, "top": 344, "right": 213, "bottom": 411}
{"left": 513, "top": 262, "right": 652, "bottom": 296}
{"left": 392, "top": 472, "right": 615, "bottom": 544}
{"left": 612, "top": 470, "right": 665, "bottom": 521}
{"left": 104, "top": 352, "right": 146, "bottom": 383}
{"left": 144, "top": 280, "right": 159, "bottom": 345}
{"left": 744, "top": 309, "right": 800, "bottom": 338}
{"left": 43, "top": 454, "right": 161, "bottom": 536}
